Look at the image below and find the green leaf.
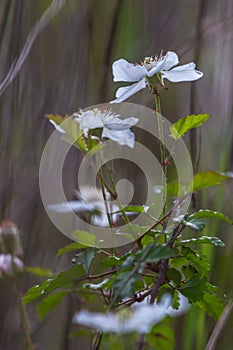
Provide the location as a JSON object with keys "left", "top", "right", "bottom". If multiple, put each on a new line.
{"left": 181, "top": 247, "right": 210, "bottom": 276}
{"left": 166, "top": 268, "right": 182, "bottom": 287}
{"left": 112, "top": 271, "right": 137, "bottom": 299}
{"left": 148, "top": 324, "right": 175, "bottom": 350}
{"left": 170, "top": 114, "right": 210, "bottom": 140}
{"left": 179, "top": 274, "right": 207, "bottom": 302}
{"left": 119, "top": 205, "right": 146, "bottom": 213}
{"left": 120, "top": 255, "right": 135, "bottom": 271}
{"left": 136, "top": 243, "right": 178, "bottom": 263}
{"left": 170, "top": 256, "right": 188, "bottom": 269}
{"left": 47, "top": 114, "right": 87, "bottom": 152}
{"left": 189, "top": 210, "right": 232, "bottom": 224}
{"left": 26, "top": 266, "right": 53, "bottom": 277}
{"left": 187, "top": 171, "right": 229, "bottom": 193}
{"left": 73, "top": 248, "right": 97, "bottom": 274}
{"left": 176, "top": 236, "right": 225, "bottom": 248}
{"left": 71, "top": 230, "right": 96, "bottom": 247}
{"left": 173, "top": 215, "right": 205, "bottom": 231}
{"left": 23, "top": 265, "right": 84, "bottom": 304}
{"left": 185, "top": 218, "right": 206, "bottom": 231}
{"left": 172, "top": 289, "right": 180, "bottom": 309}
{"left": 166, "top": 181, "right": 184, "bottom": 197}
{"left": 197, "top": 292, "right": 225, "bottom": 319}
{"left": 36, "top": 291, "right": 67, "bottom": 320}
{"left": 56, "top": 242, "right": 87, "bottom": 257}
{"left": 101, "top": 252, "right": 132, "bottom": 269}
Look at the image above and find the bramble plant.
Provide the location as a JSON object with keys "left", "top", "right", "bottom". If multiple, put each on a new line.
{"left": 19, "top": 51, "right": 233, "bottom": 350}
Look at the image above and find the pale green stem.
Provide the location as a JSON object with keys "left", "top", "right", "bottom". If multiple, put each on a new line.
{"left": 155, "top": 94, "right": 167, "bottom": 234}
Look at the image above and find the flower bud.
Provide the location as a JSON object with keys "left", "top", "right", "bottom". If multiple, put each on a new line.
{"left": 0, "top": 220, "right": 23, "bottom": 256}
{"left": 0, "top": 254, "right": 24, "bottom": 279}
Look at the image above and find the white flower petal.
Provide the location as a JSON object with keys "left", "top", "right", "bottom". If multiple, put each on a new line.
{"left": 47, "top": 200, "right": 93, "bottom": 213}
{"left": 112, "top": 59, "right": 147, "bottom": 82}
{"left": 111, "top": 79, "right": 147, "bottom": 103}
{"left": 146, "top": 51, "right": 179, "bottom": 77}
{"left": 162, "top": 62, "right": 203, "bottom": 82}
{"left": 75, "top": 111, "right": 103, "bottom": 129}
{"left": 159, "top": 51, "right": 179, "bottom": 71}
{"left": 102, "top": 127, "right": 135, "bottom": 148}
{"left": 49, "top": 119, "right": 66, "bottom": 134}
{"left": 73, "top": 293, "right": 189, "bottom": 334}
{"left": 105, "top": 117, "right": 139, "bottom": 130}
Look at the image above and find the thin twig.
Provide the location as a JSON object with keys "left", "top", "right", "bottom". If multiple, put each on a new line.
{"left": 205, "top": 300, "right": 233, "bottom": 350}
{"left": 0, "top": 0, "right": 66, "bottom": 97}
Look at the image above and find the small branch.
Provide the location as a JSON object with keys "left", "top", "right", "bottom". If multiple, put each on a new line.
{"left": 149, "top": 259, "right": 168, "bottom": 305}
{"left": 205, "top": 300, "right": 233, "bottom": 350}
{"left": 0, "top": 0, "right": 66, "bottom": 97}
{"left": 76, "top": 269, "right": 117, "bottom": 282}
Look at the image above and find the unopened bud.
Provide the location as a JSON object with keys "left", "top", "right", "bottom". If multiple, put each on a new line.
{"left": 0, "top": 220, "right": 23, "bottom": 256}
{"left": 0, "top": 254, "right": 24, "bottom": 279}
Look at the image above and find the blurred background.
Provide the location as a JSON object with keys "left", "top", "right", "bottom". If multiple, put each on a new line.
{"left": 0, "top": 0, "right": 232, "bottom": 349}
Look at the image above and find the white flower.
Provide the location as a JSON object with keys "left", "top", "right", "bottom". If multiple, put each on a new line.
{"left": 0, "top": 254, "right": 24, "bottom": 278}
{"left": 111, "top": 51, "right": 203, "bottom": 103}
{"left": 73, "top": 293, "right": 189, "bottom": 334}
{"left": 74, "top": 109, "right": 138, "bottom": 148}
{"left": 48, "top": 187, "right": 127, "bottom": 227}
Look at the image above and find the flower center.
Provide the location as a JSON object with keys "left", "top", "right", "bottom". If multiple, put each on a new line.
{"left": 143, "top": 56, "right": 158, "bottom": 71}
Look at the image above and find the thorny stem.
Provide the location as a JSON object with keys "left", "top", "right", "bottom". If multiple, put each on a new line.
{"left": 16, "top": 286, "right": 34, "bottom": 350}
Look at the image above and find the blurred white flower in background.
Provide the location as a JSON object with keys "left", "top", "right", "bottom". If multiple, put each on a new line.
{"left": 73, "top": 293, "right": 189, "bottom": 334}
{"left": 111, "top": 51, "right": 203, "bottom": 103}
{"left": 0, "top": 254, "right": 24, "bottom": 278}
{"left": 48, "top": 186, "right": 126, "bottom": 227}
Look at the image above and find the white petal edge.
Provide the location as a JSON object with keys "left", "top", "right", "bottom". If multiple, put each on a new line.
{"left": 47, "top": 200, "right": 93, "bottom": 213}
{"left": 102, "top": 127, "right": 135, "bottom": 148}
{"left": 112, "top": 59, "right": 147, "bottom": 82}
{"left": 49, "top": 119, "right": 66, "bottom": 134}
{"left": 111, "top": 78, "right": 147, "bottom": 103}
{"left": 162, "top": 62, "right": 203, "bottom": 82}
{"left": 105, "top": 117, "right": 139, "bottom": 130}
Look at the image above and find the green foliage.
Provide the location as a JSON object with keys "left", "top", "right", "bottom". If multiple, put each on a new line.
{"left": 56, "top": 242, "right": 88, "bottom": 256}
{"left": 176, "top": 236, "right": 225, "bottom": 248}
{"left": 170, "top": 114, "right": 210, "bottom": 140}
{"left": 179, "top": 274, "right": 207, "bottom": 301}
{"left": 136, "top": 242, "right": 178, "bottom": 263}
{"left": 36, "top": 291, "right": 67, "bottom": 320}
{"left": 189, "top": 210, "right": 232, "bottom": 224}
{"left": 72, "top": 248, "right": 98, "bottom": 274}
{"left": 26, "top": 266, "right": 53, "bottom": 277}
{"left": 147, "top": 324, "right": 175, "bottom": 350}
{"left": 71, "top": 230, "right": 96, "bottom": 246}
{"left": 47, "top": 114, "right": 87, "bottom": 152}
{"left": 167, "top": 171, "right": 230, "bottom": 196}
{"left": 23, "top": 265, "right": 84, "bottom": 304}
{"left": 111, "top": 271, "right": 139, "bottom": 299}
{"left": 188, "top": 171, "right": 230, "bottom": 192}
